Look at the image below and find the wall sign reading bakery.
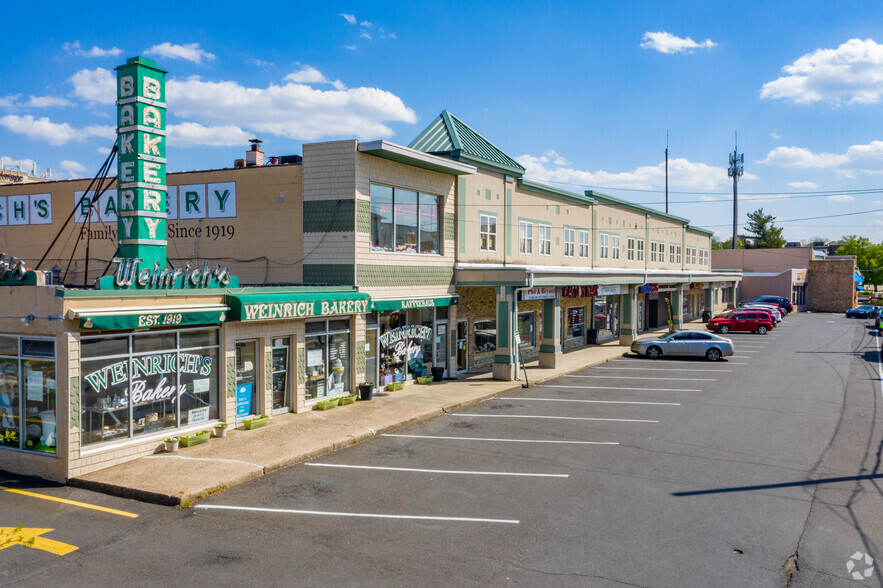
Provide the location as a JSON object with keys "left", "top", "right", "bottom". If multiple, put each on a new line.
{"left": 74, "top": 183, "right": 236, "bottom": 223}
{"left": 227, "top": 291, "right": 372, "bottom": 322}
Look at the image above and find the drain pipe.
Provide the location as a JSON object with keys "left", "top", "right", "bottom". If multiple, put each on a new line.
{"left": 513, "top": 272, "right": 535, "bottom": 381}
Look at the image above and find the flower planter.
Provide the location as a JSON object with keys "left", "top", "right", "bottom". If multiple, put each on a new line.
{"left": 179, "top": 430, "right": 210, "bottom": 447}
{"left": 243, "top": 415, "right": 269, "bottom": 429}
{"left": 416, "top": 376, "right": 434, "bottom": 385}
{"left": 338, "top": 394, "right": 356, "bottom": 406}
{"left": 164, "top": 438, "right": 179, "bottom": 452}
{"left": 213, "top": 424, "right": 228, "bottom": 437}
{"left": 386, "top": 382, "right": 404, "bottom": 392}
{"left": 358, "top": 383, "right": 374, "bottom": 401}
{"left": 315, "top": 398, "right": 339, "bottom": 410}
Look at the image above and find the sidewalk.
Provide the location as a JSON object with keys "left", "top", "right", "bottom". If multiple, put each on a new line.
{"left": 70, "top": 330, "right": 688, "bottom": 506}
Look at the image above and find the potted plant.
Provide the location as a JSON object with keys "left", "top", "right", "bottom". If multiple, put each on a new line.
{"left": 315, "top": 398, "right": 339, "bottom": 410}
{"left": 416, "top": 375, "right": 434, "bottom": 385}
{"left": 243, "top": 414, "right": 269, "bottom": 429}
{"left": 179, "top": 430, "right": 211, "bottom": 447}
{"left": 358, "top": 382, "right": 374, "bottom": 401}
{"left": 163, "top": 437, "right": 179, "bottom": 452}
{"left": 213, "top": 423, "right": 228, "bottom": 437}
{"left": 338, "top": 393, "right": 356, "bottom": 406}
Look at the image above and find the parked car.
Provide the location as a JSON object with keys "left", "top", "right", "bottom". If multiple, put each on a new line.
{"left": 753, "top": 295, "right": 793, "bottom": 314}
{"left": 845, "top": 305, "right": 879, "bottom": 318}
{"left": 740, "top": 303, "right": 782, "bottom": 322}
{"left": 707, "top": 310, "right": 775, "bottom": 334}
{"left": 739, "top": 306, "right": 780, "bottom": 324}
{"left": 631, "top": 330, "right": 735, "bottom": 361}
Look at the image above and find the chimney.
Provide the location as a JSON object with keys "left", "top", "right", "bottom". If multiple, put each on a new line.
{"left": 246, "top": 138, "right": 264, "bottom": 167}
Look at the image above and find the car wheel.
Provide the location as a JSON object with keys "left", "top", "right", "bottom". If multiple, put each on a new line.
{"left": 646, "top": 346, "right": 662, "bottom": 359}
{"left": 706, "top": 348, "right": 722, "bottom": 361}
{"left": 757, "top": 325, "right": 768, "bottom": 335}
{"left": 719, "top": 325, "right": 730, "bottom": 334}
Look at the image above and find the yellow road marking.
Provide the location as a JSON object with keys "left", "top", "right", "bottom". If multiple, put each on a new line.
{"left": 1, "top": 487, "right": 138, "bottom": 518}
{"left": 0, "top": 527, "right": 78, "bottom": 556}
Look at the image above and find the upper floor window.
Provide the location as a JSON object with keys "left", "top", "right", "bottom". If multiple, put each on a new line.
{"left": 611, "top": 235, "right": 620, "bottom": 260}
{"left": 480, "top": 214, "right": 497, "bottom": 252}
{"left": 519, "top": 221, "right": 533, "bottom": 254}
{"left": 637, "top": 239, "right": 644, "bottom": 261}
{"left": 651, "top": 241, "right": 661, "bottom": 262}
{"left": 564, "top": 228, "right": 575, "bottom": 257}
{"left": 599, "top": 233, "right": 610, "bottom": 259}
{"left": 627, "top": 237, "right": 635, "bottom": 261}
{"left": 539, "top": 224, "right": 551, "bottom": 256}
{"left": 370, "top": 183, "right": 440, "bottom": 255}
{"left": 579, "top": 230, "right": 589, "bottom": 258}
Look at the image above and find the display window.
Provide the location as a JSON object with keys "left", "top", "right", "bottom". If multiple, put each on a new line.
{"left": 567, "top": 307, "right": 585, "bottom": 338}
{"left": 80, "top": 328, "right": 220, "bottom": 448}
{"left": 379, "top": 310, "right": 435, "bottom": 386}
{"left": 305, "top": 319, "right": 351, "bottom": 400}
{"left": 0, "top": 335, "right": 57, "bottom": 455}
{"left": 235, "top": 340, "right": 258, "bottom": 419}
{"left": 473, "top": 320, "right": 497, "bottom": 354}
{"left": 370, "top": 184, "right": 441, "bottom": 254}
{"left": 517, "top": 312, "right": 535, "bottom": 347}
{"left": 594, "top": 297, "right": 621, "bottom": 339}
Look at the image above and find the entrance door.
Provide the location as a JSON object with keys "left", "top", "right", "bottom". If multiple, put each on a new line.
{"left": 637, "top": 299, "right": 645, "bottom": 332}
{"left": 271, "top": 338, "right": 291, "bottom": 414}
{"left": 456, "top": 320, "right": 468, "bottom": 373}
{"left": 648, "top": 299, "right": 659, "bottom": 328}
{"left": 435, "top": 321, "right": 448, "bottom": 377}
{"left": 235, "top": 340, "right": 259, "bottom": 420}
{"left": 365, "top": 328, "right": 378, "bottom": 387}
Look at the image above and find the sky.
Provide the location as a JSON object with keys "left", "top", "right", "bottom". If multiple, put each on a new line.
{"left": 3, "top": 1, "right": 883, "bottom": 243}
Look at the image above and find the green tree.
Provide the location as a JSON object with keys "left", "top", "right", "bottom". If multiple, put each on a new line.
{"left": 836, "top": 236, "right": 883, "bottom": 287}
{"left": 744, "top": 208, "right": 786, "bottom": 249}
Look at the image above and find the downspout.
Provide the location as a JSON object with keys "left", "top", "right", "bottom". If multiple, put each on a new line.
{"left": 513, "top": 272, "right": 535, "bottom": 381}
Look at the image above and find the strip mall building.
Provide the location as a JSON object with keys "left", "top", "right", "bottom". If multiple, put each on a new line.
{"left": 0, "top": 58, "right": 740, "bottom": 481}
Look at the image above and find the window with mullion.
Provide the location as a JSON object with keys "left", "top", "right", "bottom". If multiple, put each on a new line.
{"left": 539, "top": 224, "right": 551, "bottom": 256}
{"left": 564, "top": 228, "right": 575, "bottom": 257}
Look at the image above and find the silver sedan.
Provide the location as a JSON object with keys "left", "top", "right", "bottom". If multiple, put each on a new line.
{"left": 630, "top": 330, "right": 735, "bottom": 361}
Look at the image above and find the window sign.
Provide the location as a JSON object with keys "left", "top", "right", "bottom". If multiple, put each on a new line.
{"left": 0, "top": 337, "right": 57, "bottom": 454}
{"left": 235, "top": 384, "right": 253, "bottom": 419}
{"left": 188, "top": 406, "right": 210, "bottom": 424}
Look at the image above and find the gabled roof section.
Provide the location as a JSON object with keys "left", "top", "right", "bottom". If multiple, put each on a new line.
{"left": 409, "top": 110, "right": 526, "bottom": 176}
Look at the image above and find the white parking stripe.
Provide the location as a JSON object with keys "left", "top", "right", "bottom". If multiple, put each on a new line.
{"left": 306, "top": 463, "right": 569, "bottom": 478}
{"left": 504, "top": 397, "right": 680, "bottom": 406}
{"left": 453, "top": 414, "right": 659, "bottom": 423}
{"left": 565, "top": 374, "right": 716, "bottom": 381}
{"left": 612, "top": 359, "right": 748, "bottom": 365}
{"left": 730, "top": 356, "right": 751, "bottom": 359}
{"left": 542, "top": 385, "right": 702, "bottom": 392}
{"left": 194, "top": 504, "right": 520, "bottom": 524}
{"left": 734, "top": 350, "right": 759, "bottom": 353}
{"left": 590, "top": 367, "right": 731, "bottom": 372}
{"left": 382, "top": 434, "right": 619, "bottom": 445}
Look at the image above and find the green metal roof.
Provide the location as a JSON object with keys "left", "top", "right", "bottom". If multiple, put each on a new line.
{"left": 409, "top": 111, "right": 526, "bottom": 176}
{"left": 585, "top": 190, "right": 690, "bottom": 225}
{"left": 518, "top": 179, "right": 597, "bottom": 206}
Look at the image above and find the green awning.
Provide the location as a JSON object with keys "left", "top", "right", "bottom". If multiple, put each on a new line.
{"left": 371, "top": 295, "right": 458, "bottom": 311}
{"left": 226, "top": 290, "right": 371, "bottom": 322}
{"left": 69, "top": 304, "right": 228, "bottom": 331}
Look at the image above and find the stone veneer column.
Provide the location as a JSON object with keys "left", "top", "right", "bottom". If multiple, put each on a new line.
{"left": 493, "top": 286, "right": 517, "bottom": 380}
{"left": 618, "top": 286, "right": 637, "bottom": 345}
{"left": 727, "top": 283, "right": 737, "bottom": 307}
{"left": 447, "top": 304, "right": 458, "bottom": 374}
{"left": 538, "top": 295, "right": 562, "bottom": 368}
{"left": 670, "top": 287, "right": 683, "bottom": 331}
{"left": 704, "top": 286, "right": 713, "bottom": 315}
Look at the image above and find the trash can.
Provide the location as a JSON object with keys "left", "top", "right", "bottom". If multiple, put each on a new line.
{"left": 431, "top": 367, "right": 445, "bottom": 382}
{"left": 358, "top": 382, "right": 374, "bottom": 401}
{"left": 587, "top": 329, "right": 598, "bottom": 344}
{"left": 701, "top": 310, "right": 711, "bottom": 323}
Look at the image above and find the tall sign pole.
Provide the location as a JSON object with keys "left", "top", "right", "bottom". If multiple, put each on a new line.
{"left": 727, "top": 136, "right": 744, "bottom": 250}
{"left": 665, "top": 130, "right": 669, "bottom": 214}
{"left": 115, "top": 57, "right": 168, "bottom": 270}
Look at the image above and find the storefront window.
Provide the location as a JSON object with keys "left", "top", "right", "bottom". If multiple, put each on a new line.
{"left": 518, "top": 312, "right": 535, "bottom": 347}
{"left": 370, "top": 184, "right": 441, "bottom": 255}
{"left": 0, "top": 337, "right": 56, "bottom": 455}
{"left": 235, "top": 341, "right": 258, "bottom": 419}
{"left": 567, "top": 307, "right": 585, "bottom": 338}
{"left": 370, "top": 184, "right": 394, "bottom": 252}
{"left": 305, "top": 319, "right": 351, "bottom": 400}
{"left": 271, "top": 338, "right": 291, "bottom": 412}
{"left": 594, "top": 297, "right": 621, "bottom": 339}
{"left": 81, "top": 329, "right": 220, "bottom": 448}
{"left": 379, "top": 311, "right": 434, "bottom": 386}
{"left": 473, "top": 320, "right": 497, "bottom": 353}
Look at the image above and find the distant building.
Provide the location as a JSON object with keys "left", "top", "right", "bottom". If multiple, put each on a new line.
{"left": 0, "top": 160, "right": 50, "bottom": 185}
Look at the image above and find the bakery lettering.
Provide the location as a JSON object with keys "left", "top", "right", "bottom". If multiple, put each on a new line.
{"left": 83, "top": 352, "right": 214, "bottom": 403}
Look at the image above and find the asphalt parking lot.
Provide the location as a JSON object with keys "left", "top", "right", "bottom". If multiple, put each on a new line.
{"left": 2, "top": 312, "right": 880, "bottom": 587}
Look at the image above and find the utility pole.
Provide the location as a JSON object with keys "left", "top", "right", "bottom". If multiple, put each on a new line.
{"left": 665, "top": 130, "right": 669, "bottom": 214}
{"left": 728, "top": 136, "right": 744, "bottom": 250}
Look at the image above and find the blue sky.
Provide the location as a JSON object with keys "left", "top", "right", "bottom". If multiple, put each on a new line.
{"left": 3, "top": 1, "right": 883, "bottom": 243}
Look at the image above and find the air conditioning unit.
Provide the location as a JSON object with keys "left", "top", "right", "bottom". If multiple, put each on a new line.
{"left": 234, "top": 159, "right": 245, "bottom": 169}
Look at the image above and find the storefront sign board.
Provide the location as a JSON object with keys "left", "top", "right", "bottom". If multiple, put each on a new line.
{"left": 597, "top": 285, "right": 621, "bottom": 297}
{"left": 79, "top": 310, "right": 226, "bottom": 331}
{"left": 97, "top": 258, "right": 237, "bottom": 290}
{"left": 371, "top": 296, "right": 458, "bottom": 311}
{"left": 637, "top": 284, "right": 656, "bottom": 294}
{"left": 519, "top": 287, "right": 556, "bottom": 301}
{"left": 562, "top": 285, "right": 597, "bottom": 298}
{"left": 188, "top": 406, "right": 210, "bottom": 424}
{"left": 228, "top": 292, "right": 371, "bottom": 322}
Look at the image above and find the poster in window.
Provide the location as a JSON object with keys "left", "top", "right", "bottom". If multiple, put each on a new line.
{"left": 307, "top": 349, "right": 323, "bottom": 367}
{"left": 27, "top": 370, "right": 43, "bottom": 402}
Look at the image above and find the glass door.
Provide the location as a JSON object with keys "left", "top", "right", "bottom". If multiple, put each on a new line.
{"left": 456, "top": 320, "right": 468, "bottom": 373}
{"left": 435, "top": 321, "right": 447, "bottom": 377}
{"left": 271, "top": 338, "right": 291, "bottom": 414}
{"left": 235, "top": 340, "right": 258, "bottom": 420}
{"left": 365, "top": 328, "right": 377, "bottom": 386}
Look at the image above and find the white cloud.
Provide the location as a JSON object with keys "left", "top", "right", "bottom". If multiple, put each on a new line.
{"left": 517, "top": 153, "right": 755, "bottom": 191}
{"left": 0, "top": 156, "right": 36, "bottom": 173}
{"left": 26, "top": 96, "right": 73, "bottom": 108}
{"left": 340, "top": 13, "right": 356, "bottom": 24}
{"left": 640, "top": 31, "right": 717, "bottom": 54}
{"left": 757, "top": 146, "right": 848, "bottom": 168}
{"left": 165, "top": 75, "right": 416, "bottom": 142}
{"left": 343, "top": 44, "right": 358, "bottom": 51}
{"left": 59, "top": 160, "right": 87, "bottom": 178}
{"left": 283, "top": 65, "right": 346, "bottom": 89}
{"left": 760, "top": 38, "right": 883, "bottom": 104}
{"left": 770, "top": 131, "right": 781, "bottom": 139}
{"left": 0, "top": 114, "right": 113, "bottom": 146}
{"left": 361, "top": 32, "right": 373, "bottom": 41}
{"left": 385, "top": 32, "right": 396, "bottom": 40}
{"left": 700, "top": 195, "right": 717, "bottom": 201}
{"left": 827, "top": 194, "right": 855, "bottom": 202}
{"left": 248, "top": 58, "right": 275, "bottom": 68}
{"left": 0, "top": 95, "right": 19, "bottom": 108}
{"left": 788, "top": 181, "right": 817, "bottom": 189}
{"left": 63, "top": 41, "right": 123, "bottom": 58}
{"left": 167, "top": 123, "right": 250, "bottom": 148}
{"left": 360, "top": 21, "right": 372, "bottom": 27}
{"left": 69, "top": 68, "right": 116, "bottom": 104}
{"left": 144, "top": 42, "right": 215, "bottom": 64}
{"left": 97, "top": 146, "right": 111, "bottom": 155}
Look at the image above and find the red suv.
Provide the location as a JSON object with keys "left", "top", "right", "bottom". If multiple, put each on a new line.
{"left": 707, "top": 310, "right": 774, "bottom": 335}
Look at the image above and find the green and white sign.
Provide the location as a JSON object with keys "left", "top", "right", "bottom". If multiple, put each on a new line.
{"left": 115, "top": 56, "right": 168, "bottom": 268}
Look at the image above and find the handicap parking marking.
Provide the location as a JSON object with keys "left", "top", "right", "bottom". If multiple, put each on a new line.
{"left": 0, "top": 527, "right": 78, "bottom": 556}
{"left": 383, "top": 433, "right": 619, "bottom": 445}
{"left": 305, "top": 463, "right": 570, "bottom": 478}
{"left": 194, "top": 504, "right": 520, "bottom": 524}
{"left": 0, "top": 486, "right": 138, "bottom": 519}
